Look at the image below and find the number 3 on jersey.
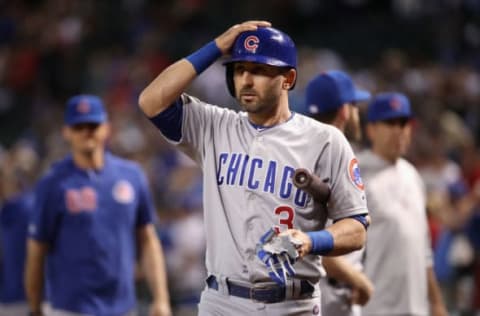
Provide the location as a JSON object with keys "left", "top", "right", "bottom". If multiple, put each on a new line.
{"left": 274, "top": 205, "right": 295, "bottom": 233}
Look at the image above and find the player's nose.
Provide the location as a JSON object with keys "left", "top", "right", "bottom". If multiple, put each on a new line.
{"left": 239, "top": 70, "right": 254, "bottom": 85}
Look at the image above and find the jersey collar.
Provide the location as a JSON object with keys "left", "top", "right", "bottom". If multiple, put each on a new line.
{"left": 247, "top": 112, "right": 296, "bottom": 131}
{"left": 67, "top": 151, "right": 112, "bottom": 176}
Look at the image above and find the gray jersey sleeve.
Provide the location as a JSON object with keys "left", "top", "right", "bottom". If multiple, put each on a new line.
{"left": 317, "top": 127, "right": 368, "bottom": 220}
{"left": 174, "top": 94, "right": 237, "bottom": 165}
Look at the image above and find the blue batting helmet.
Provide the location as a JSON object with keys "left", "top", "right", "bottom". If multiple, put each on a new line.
{"left": 223, "top": 26, "right": 297, "bottom": 96}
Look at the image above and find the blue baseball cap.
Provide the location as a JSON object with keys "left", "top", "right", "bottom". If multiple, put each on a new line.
{"left": 367, "top": 92, "right": 412, "bottom": 122}
{"left": 64, "top": 95, "right": 108, "bottom": 126}
{"left": 303, "top": 70, "right": 371, "bottom": 115}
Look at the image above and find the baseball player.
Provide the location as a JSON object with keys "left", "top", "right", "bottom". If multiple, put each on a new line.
{"left": 300, "top": 70, "right": 374, "bottom": 316}
{"left": 0, "top": 187, "right": 35, "bottom": 316}
{"left": 358, "top": 92, "right": 447, "bottom": 316}
{"left": 25, "top": 95, "right": 171, "bottom": 316}
{"left": 139, "top": 20, "right": 369, "bottom": 315}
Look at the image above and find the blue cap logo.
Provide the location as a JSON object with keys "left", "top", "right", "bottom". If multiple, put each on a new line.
{"left": 390, "top": 97, "right": 402, "bottom": 111}
{"left": 76, "top": 99, "right": 91, "bottom": 114}
{"left": 367, "top": 92, "right": 412, "bottom": 122}
{"left": 65, "top": 95, "right": 107, "bottom": 126}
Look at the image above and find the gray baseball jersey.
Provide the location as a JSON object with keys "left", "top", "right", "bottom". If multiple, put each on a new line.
{"left": 357, "top": 150, "right": 433, "bottom": 316}
{"left": 161, "top": 94, "right": 368, "bottom": 285}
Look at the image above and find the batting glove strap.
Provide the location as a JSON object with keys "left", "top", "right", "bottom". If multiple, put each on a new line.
{"left": 306, "top": 230, "right": 334, "bottom": 255}
{"left": 186, "top": 41, "right": 222, "bottom": 74}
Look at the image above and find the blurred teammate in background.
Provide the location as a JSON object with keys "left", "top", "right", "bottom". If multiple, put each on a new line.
{"left": 358, "top": 92, "right": 447, "bottom": 316}
{"left": 0, "top": 142, "right": 38, "bottom": 316}
{"left": 300, "top": 70, "right": 374, "bottom": 316}
{"left": 25, "top": 95, "right": 171, "bottom": 316}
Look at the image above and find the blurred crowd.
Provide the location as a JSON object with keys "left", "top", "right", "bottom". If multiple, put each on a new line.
{"left": 1, "top": 0, "right": 480, "bottom": 315}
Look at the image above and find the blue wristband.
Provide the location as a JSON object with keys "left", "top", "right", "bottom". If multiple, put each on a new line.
{"left": 307, "top": 230, "right": 334, "bottom": 255}
{"left": 186, "top": 41, "right": 222, "bottom": 74}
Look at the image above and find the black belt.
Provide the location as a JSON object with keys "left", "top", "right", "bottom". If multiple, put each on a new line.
{"left": 206, "top": 275, "right": 314, "bottom": 303}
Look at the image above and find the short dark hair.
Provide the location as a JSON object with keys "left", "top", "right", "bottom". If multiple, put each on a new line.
{"left": 311, "top": 109, "right": 340, "bottom": 124}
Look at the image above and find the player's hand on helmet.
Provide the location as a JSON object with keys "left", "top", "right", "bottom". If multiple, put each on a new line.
{"left": 256, "top": 227, "right": 303, "bottom": 285}
{"left": 215, "top": 21, "right": 271, "bottom": 54}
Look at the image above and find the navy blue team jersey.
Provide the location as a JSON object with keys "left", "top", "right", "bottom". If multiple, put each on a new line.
{"left": 0, "top": 190, "right": 34, "bottom": 303}
{"left": 29, "top": 152, "right": 155, "bottom": 315}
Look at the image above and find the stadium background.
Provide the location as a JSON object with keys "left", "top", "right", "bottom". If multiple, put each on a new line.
{"left": 0, "top": 0, "right": 479, "bottom": 315}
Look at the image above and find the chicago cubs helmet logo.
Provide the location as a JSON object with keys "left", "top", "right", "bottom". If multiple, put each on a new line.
{"left": 77, "top": 98, "right": 91, "bottom": 114}
{"left": 348, "top": 158, "right": 364, "bottom": 191}
{"left": 113, "top": 180, "right": 135, "bottom": 204}
{"left": 244, "top": 35, "right": 259, "bottom": 53}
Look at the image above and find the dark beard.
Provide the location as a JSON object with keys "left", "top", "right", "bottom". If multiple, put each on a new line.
{"left": 238, "top": 87, "right": 280, "bottom": 115}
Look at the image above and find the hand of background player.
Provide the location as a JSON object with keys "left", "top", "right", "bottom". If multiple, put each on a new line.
{"left": 430, "top": 301, "right": 449, "bottom": 316}
{"left": 349, "top": 271, "right": 374, "bottom": 306}
{"left": 215, "top": 20, "right": 271, "bottom": 55}
{"left": 149, "top": 300, "right": 172, "bottom": 316}
{"left": 256, "top": 227, "right": 303, "bottom": 285}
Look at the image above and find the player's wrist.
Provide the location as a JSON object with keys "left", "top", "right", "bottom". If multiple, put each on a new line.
{"left": 185, "top": 41, "right": 222, "bottom": 74}
{"left": 306, "top": 230, "right": 334, "bottom": 255}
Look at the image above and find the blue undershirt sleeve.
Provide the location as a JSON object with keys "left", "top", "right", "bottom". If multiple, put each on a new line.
{"left": 148, "top": 98, "right": 184, "bottom": 142}
{"left": 333, "top": 213, "right": 369, "bottom": 230}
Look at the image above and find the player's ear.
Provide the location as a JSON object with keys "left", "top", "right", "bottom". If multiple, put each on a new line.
{"left": 282, "top": 69, "right": 296, "bottom": 90}
{"left": 62, "top": 126, "right": 72, "bottom": 141}
{"left": 338, "top": 104, "right": 349, "bottom": 121}
{"left": 104, "top": 122, "right": 112, "bottom": 139}
{"left": 365, "top": 123, "right": 375, "bottom": 142}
